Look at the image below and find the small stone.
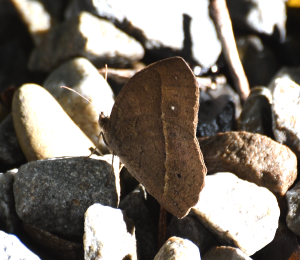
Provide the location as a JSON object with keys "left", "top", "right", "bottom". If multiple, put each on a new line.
{"left": 154, "top": 236, "right": 200, "bottom": 260}
{"left": 238, "top": 87, "right": 273, "bottom": 138}
{"left": 23, "top": 222, "right": 83, "bottom": 260}
{"left": 12, "top": 83, "right": 95, "bottom": 161}
{"left": 13, "top": 155, "right": 120, "bottom": 237}
{"left": 167, "top": 215, "right": 218, "bottom": 255}
{"left": 192, "top": 172, "right": 280, "bottom": 256}
{"left": 198, "top": 132, "right": 297, "bottom": 197}
{"left": 202, "top": 246, "right": 253, "bottom": 260}
{"left": 271, "top": 78, "right": 300, "bottom": 157}
{"left": 10, "top": 0, "right": 51, "bottom": 45}
{"left": 255, "top": 222, "right": 300, "bottom": 260}
{"left": 43, "top": 57, "right": 115, "bottom": 154}
{"left": 119, "top": 185, "right": 158, "bottom": 260}
{"left": 28, "top": 11, "right": 144, "bottom": 72}
{"left": 65, "top": 0, "right": 221, "bottom": 69}
{"left": 0, "top": 115, "right": 26, "bottom": 166}
{"left": 0, "top": 230, "right": 40, "bottom": 260}
{"left": 286, "top": 180, "right": 300, "bottom": 236}
{"left": 268, "top": 67, "right": 300, "bottom": 90}
{"left": 197, "top": 94, "right": 235, "bottom": 137}
{"left": 0, "top": 169, "right": 21, "bottom": 233}
{"left": 84, "top": 203, "right": 137, "bottom": 260}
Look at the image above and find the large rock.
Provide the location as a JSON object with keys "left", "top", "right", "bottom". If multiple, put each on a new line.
{"left": 192, "top": 172, "right": 280, "bottom": 256}
{"left": 28, "top": 11, "right": 144, "bottom": 72}
{"left": 84, "top": 203, "right": 137, "bottom": 260}
{"left": 286, "top": 180, "right": 300, "bottom": 236}
{"left": 13, "top": 155, "right": 120, "bottom": 237}
{"left": 202, "top": 246, "right": 253, "bottom": 260}
{"left": 12, "top": 84, "right": 94, "bottom": 161}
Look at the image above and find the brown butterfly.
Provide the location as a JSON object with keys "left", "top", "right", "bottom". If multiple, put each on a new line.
{"left": 100, "top": 57, "right": 207, "bottom": 218}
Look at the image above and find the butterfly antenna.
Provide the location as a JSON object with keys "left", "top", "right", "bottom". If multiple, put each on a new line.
{"left": 60, "top": 86, "right": 101, "bottom": 113}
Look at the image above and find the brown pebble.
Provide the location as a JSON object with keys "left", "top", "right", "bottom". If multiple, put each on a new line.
{"left": 198, "top": 131, "right": 297, "bottom": 197}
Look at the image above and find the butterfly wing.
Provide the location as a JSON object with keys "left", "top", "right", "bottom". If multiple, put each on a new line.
{"left": 102, "top": 57, "right": 206, "bottom": 218}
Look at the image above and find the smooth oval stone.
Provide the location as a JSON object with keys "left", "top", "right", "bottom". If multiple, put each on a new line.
{"left": 192, "top": 172, "right": 280, "bottom": 256}
{"left": 154, "top": 237, "right": 200, "bottom": 260}
{"left": 238, "top": 87, "right": 273, "bottom": 138}
{"left": 28, "top": 11, "right": 144, "bottom": 72}
{"left": 43, "top": 57, "right": 115, "bottom": 154}
{"left": 84, "top": 203, "right": 137, "bottom": 260}
{"left": 198, "top": 131, "right": 297, "bottom": 197}
{"left": 12, "top": 84, "right": 94, "bottom": 161}
{"left": 272, "top": 78, "right": 300, "bottom": 157}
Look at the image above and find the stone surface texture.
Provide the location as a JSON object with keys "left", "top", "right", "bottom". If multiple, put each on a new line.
{"left": 154, "top": 236, "right": 200, "bottom": 260}
{"left": 286, "top": 180, "right": 300, "bottom": 236}
{"left": 167, "top": 215, "right": 218, "bottom": 255}
{"left": 43, "top": 57, "right": 115, "bottom": 153}
{"left": 271, "top": 78, "right": 300, "bottom": 158}
{"left": 198, "top": 131, "right": 297, "bottom": 197}
{"left": 202, "top": 246, "right": 253, "bottom": 260}
{"left": 192, "top": 172, "right": 280, "bottom": 256}
{"left": 12, "top": 83, "right": 94, "bottom": 161}
{"left": 13, "top": 155, "right": 120, "bottom": 237}
{"left": 0, "top": 230, "right": 40, "bottom": 260}
{"left": 84, "top": 203, "right": 137, "bottom": 260}
{"left": 28, "top": 11, "right": 144, "bottom": 72}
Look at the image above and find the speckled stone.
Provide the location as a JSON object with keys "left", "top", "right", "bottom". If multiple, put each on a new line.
{"left": 84, "top": 203, "right": 137, "bottom": 260}
{"left": 43, "top": 57, "right": 115, "bottom": 154}
{"left": 23, "top": 222, "right": 83, "bottom": 260}
{"left": 198, "top": 132, "right": 297, "bottom": 197}
{"left": 0, "top": 114, "right": 26, "bottom": 166}
{"left": 28, "top": 11, "right": 144, "bottom": 72}
{"left": 271, "top": 78, "right": 300, "bottom": 158}
{"left": 192, "top": 172, "right": 280, "bottom": 256}
{"left": 203, "top": 246, "right": 253, "bottom": 260}
{"left": 12, "top": 84, "right": 95, "bottom": 161}
{"left": 167, "top": 215, "right": 218, "bottom": 255}
{"left": 13, "top": 155, "right": 120, "bottom": 237}
{"left": 0, "top": 230, "right": 40, "bottom": 260}
{"left": 119, "top": 185, "right": 158, "bottom": 260}
{"left": 286, "top": 180, "right": 300, "bottom": 236}
{"left": 154, "top": 236, "right": 200, "bottom": 260}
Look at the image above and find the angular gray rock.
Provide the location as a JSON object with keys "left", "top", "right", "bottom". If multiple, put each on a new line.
{"left": 192, "top": 172, "right": 280, "bottom": 256}
{"left": 0, "top": 230, "right": 40, "bottom": 260}
{"left": 154, "top": 236, "right": 200, "bottom": 260}
{"left": 203, "top": 246, "right": 253, "bottom": 260}
{"left": 65, "top": 0, "right": 222, "bottom": 69}
{"left": 84, "top": 203, "right": 137, "bottom": 260}
{"left": 28, "top": 11, "right": 144, "bottom": 72}
{"left": 271, "top": 78, "right": 300, "bottom": 158}
{"left": 13, "top": 155, "right": 120, "bottom": 237}
{"left": 286, "top": 180, "right": 300, "bottom": 236}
